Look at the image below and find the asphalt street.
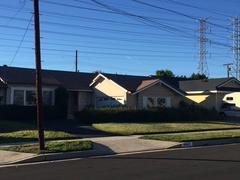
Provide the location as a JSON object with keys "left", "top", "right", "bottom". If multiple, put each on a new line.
{"left": 0, "top": 144, "right": 240, "bottom": 180}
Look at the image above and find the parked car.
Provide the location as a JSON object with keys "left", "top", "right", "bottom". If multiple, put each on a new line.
{"left": 220, "top": 103, "right": 240, "bottom": 117}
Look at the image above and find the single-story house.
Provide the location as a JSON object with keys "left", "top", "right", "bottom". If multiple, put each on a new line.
{"left": 1, "top": 65, "right": 240, "bottom": 117}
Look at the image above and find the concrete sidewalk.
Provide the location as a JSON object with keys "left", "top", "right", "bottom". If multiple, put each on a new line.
{"left": 0, "top": 136, "right": 180, "bottom": 165}
{"left": 84, "top": 135, "right": 180, "bottom": 154}
{"left": 0, "top": 150, "right": 35, "bottom": 165}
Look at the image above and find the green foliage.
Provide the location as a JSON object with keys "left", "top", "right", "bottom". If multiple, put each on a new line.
{"left": 190, "top": 73, "right": 208, "bottom": 80}
{"left": 0, "top": 105, "right": 59, "bottom": 122}
{"left": 54, "top": 87, "right": 69, "bottom": 119}
{"left": 75, "top": 105, "right": 220, "bottom": 124}
{"left": 156, "top": 69, "right": 175, "bottom": 77}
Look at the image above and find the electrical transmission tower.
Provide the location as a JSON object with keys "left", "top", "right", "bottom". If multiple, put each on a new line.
{"left": 198, "top": 18, "right": 209, "bottom": 76}
{"left": 233, "top": 17, "right": 240, "bottom": 80}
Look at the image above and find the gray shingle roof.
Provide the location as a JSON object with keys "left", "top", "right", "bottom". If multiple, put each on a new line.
{"left": 179, "top": 78, "right": 232, "bottom": 91}
{"left": 0, "top": 66, "right": 95, "bottom": 91}
{"left": 102, "top": 73, "right": 153, "bottom": 92}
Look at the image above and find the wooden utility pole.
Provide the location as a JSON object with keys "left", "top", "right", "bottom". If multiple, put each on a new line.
{"left": 75, "top": 50, "right": 78, "bottom": 72}
{"left": 33, "top": 0, "right": 45, "bottom": 151}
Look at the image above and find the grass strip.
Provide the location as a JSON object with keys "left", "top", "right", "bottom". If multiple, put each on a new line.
{"left": 93, "top": 122, "right": 240, "bottom": 135}
{"left": 0, "top": 140, "right": 93, "bottom": 154}
{"left": 142, "top": 130, "right": 240, "bottom": 142}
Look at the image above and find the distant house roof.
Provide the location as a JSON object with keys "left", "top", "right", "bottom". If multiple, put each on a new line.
{"left": 179, "top": 78, "right": 233, "bottom": 92}
{"left": 0, "top": 66, "right": 95, "bottom": 91}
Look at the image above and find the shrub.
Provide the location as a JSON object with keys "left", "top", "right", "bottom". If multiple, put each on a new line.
{"left": 74, "top": 105, "right": 220, "bottom": 124}
{"left": 0, "top": 105, "right": 64, "bottom": 122}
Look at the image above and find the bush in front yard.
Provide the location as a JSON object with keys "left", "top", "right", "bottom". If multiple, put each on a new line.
{"left": 0, "top": 105, "right": 61, "bottom": 122}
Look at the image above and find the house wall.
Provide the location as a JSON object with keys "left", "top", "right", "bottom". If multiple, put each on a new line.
{"left": 126, "top": 94, "right": 137, "bottom": 108}
{"left": 137, "top": 82, "right": 186, "bottom": 109}
{"left": 93, "top": 77, "right": 127, "bottom": 107}
{"left": 186, "top": 94, "right": 218, "bottom": 110}
{"left": 186, "top": 92, "right": 240, "bottom": 111}
{"left": 222, "top": 92, "right": 240, "bottom": 108}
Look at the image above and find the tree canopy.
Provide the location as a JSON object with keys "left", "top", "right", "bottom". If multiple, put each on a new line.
{"left": 156, "top": 69, "right": 175, "bottom": 77}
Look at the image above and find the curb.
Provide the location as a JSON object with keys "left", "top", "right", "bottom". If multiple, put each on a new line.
{"left": 18, "top": 149, "right": 105, "bottom": 164}
{"left": 181, "top": 138, "right": 240, "bottom": 148}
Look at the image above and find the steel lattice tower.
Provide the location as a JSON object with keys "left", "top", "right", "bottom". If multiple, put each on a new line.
{"left": 233, "top": 17, "right": 240, "bottom": 80}
{"left": 198, "top": 18, "right": 209, "bottom": 76}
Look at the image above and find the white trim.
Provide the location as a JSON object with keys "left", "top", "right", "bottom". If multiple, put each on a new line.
{"left": 186, "top": 91, "right": 205, "bottom": 94}
{"left": 217, "top": 78, "right": 240, "bottom": 88}
{"left": 0, "top": 77, "right": 6, "bottom": 84}
{"left": 186, "top": 90, "right": 237, "bottom": 94}
{"left": 89, "top": 74, "right": 108, "bottom": 87}
{"left": 133, "top": 79, "right": 185, "bottom": 96}
{"left": 89, "top": 73, "right": 129, "bottom": 93}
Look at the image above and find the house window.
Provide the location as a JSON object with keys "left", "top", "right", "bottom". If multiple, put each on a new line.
{"left": 13, "top": 90, "right": 24, "bottom": 105}
{"left": 226, "top": 97, "right": 233, "bottom": 101}
{"left": 157, "top": 97, "right": 166, "bottom": 107}
{"left": 43, "top": 91, "right": 53, "bottom": 106}
{"left": 26, "top": 90, "right": 36, "bottom": 106}
{"left": 144, "top": 96, "right": 171, "bottom": 108}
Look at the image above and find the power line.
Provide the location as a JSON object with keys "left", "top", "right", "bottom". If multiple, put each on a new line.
{"left": 9, "top": 15, "right": 33, "bottom": 65}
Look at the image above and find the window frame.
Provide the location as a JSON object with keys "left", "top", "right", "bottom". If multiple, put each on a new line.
{"left": 11, "top": 87, "right": 54, "bottom": 106}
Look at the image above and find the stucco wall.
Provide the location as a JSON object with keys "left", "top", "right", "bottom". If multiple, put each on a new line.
{"left": 222, "top": 92, "right": 240, "bottom": 108}
{"left": 126, "top": 94, "right": 137, "bottom": 108}
{"left": 137, "top": 82, "right": 186, "bottom": 109}
{"left": 186, "top": 94, "right": 218, "bottom": 110}
{"left": 186, "top": 92, "right": 240, "bottom": 111}
{"left": 93, "top": 77, "right": 127, "bottom": 106}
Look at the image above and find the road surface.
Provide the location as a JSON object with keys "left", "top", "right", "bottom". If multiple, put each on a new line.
{"left": 0, "top": 144, "right": 240, "bottom": 180}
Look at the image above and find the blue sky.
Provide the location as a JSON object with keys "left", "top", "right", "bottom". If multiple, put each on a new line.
{"left": 0, "top": 0, "right": 239, "bottom": 77}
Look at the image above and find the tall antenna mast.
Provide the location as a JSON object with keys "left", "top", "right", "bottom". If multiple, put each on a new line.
{"left": 233, "top": 17, "right": 240, "bottom": 80}
{"left": 198, "top": 18, "right": 209, "bottom": 76}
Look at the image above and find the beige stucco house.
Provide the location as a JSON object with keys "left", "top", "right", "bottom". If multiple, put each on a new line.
{"left": 1, "top": 65, "right": 240, "bottom": 117}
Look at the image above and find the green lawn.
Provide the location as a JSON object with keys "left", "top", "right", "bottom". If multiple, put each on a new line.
{"left": 0, "top": 140, "right": 93, "bottom": 154}
{"left": 93, "top": 122, "right": 240, "bottom": 135}
{"left": 142, "top": 130, "right": 240, "bottom": 142}
{"left": 0, "top": 120, "right": 77, "bottom": 144}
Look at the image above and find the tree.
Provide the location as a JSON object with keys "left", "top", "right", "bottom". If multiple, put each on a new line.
{"left": 190, "top": 73, "right": 208, "bottom": 80}
{"left": 156, "top": 69, "right": 175, "bottom": 77}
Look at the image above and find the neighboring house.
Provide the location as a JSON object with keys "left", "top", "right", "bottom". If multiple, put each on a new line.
{"left": 1, "top": 65, "right": 240, "bottom": 118}
{"left": 182, "top": 78, "right": 240, "bottom": 111}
